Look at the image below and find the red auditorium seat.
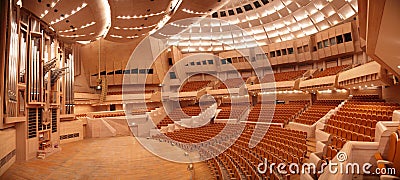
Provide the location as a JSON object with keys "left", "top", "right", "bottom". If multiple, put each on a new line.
{"left": 322, "top": 95, "right": 400, "bottom": 160}
{"left": 154, "top": 124, "right": 308, "bottom": 179}
{"left": 311, "top": 65, "right": 350, "bottom": 79}
{"left": 260, "top": 70, "right": 307, "bottom": 83}
{"left": 294, "top": 100, "right": 342, "bottom": 125}
{"left": 179, "top": 81, "right": 211, "bottom": 92}
{"left": 374, "top": 131, "right": 400, "bottom": 177}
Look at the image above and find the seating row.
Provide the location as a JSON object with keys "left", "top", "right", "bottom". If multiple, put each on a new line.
{"left": 217, "top": 78, "right": 246, "bottom": 89}
{"left": 260, "top": 70, "right": 306, "bottom": 83}
{"left": 156, "top": 105, "right": 203, "bottom": 128}
{"left": 247, "top": 102, "right": 308, "bottom": 124}
{"left": 311, "top": 65, "right": 350, "bottom": 78}
{"left": 180, "top": 81, "right": 211, "bottom": 92}
{"left": 321, "top": 95, "right": 398, "bottom": 161}
{"left": 294, "top": 100, "right": 342, "bottom": 125}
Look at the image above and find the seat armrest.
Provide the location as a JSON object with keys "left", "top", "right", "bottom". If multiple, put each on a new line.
{"left": 380, "top": 175, "right": 400, "bottom": 180}
{"left": 376, "top": 160, "right": 393, "bottom": 166}
{"left": 374, "top": 152, "right": 383, "bottom": 160}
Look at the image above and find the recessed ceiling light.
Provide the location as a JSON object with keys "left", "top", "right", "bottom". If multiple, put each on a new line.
{"left": 398, "top": 65, "right": 400, "bottom": 69}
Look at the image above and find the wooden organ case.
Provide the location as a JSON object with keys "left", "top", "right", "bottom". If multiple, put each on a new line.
{"left": 0, "top": 0, "right": 76, "bottom": 161}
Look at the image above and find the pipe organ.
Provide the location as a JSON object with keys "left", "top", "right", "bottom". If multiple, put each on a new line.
{"left": 64, "top": 52, "right": 75, "bottom": 114}
{"left": 5, "top": 5, "right": 18, "bottom": 118}
{"left": 0, "top": 0, "right": 76, "bottom": 160}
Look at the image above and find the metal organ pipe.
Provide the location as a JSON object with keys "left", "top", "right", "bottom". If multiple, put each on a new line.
{"left": 6, "top": 9, "right": 18, "bottom": 117}
{"left": 19, "top": 35, "right": 26, "bottom": 83}
{"left": 65, "top": 52, "right": 74, "bottom": 114}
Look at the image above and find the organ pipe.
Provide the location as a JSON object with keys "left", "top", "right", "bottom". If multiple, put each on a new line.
{"left": 1, "top": 3, "right": 77, "bottom": 158}
{"left": 65, "top": 51, "right": 74, "bottom": 114}
{"left": 5, "top": 6, "right": 19, "bottom": 117}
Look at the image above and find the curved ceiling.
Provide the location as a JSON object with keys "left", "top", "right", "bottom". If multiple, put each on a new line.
{"left": 104, "top": 0, "right": 171, "bottom": 42}
{"left": 21, "top": 0, "right": 358, "bottom": 48}
{"left": 105, "top": 0, "right": 229, "bottom": 42}
{"left": 22, "top": 0, "right": 111, "bottom": 42}
{"left": 158, "top": 0, "right": 359, "bottom": 52}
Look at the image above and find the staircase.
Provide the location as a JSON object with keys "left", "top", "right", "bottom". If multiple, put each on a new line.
{"left": 158, "top": 104, "right": 217, "bottom": 133}
{"left": 305, "top": 137, "right": 317, "bottom": 159}
{"left": 103, "top": 118, "right": 131, "bottom": 136}
{"left": 37, "top": 152, "right": 46, "bottom": 159}
{"left": 100, "top": 77, "right": 107, "bottom": 103}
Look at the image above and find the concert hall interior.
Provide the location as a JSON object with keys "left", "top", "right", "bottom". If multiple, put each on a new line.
{"left": 0, "top": 0, "right": 400, "bottom": 179}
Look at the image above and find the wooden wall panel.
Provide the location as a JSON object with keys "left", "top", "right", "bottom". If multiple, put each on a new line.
{"left": 60, "top": 120, "right": 84, "bottom": 144}
{"left": 276, "top": 93, "right": 311, "bottom": 103}
{"left": 78, "top": 39, "right": 140, "bottom": 86}
{"left": 299, "top": 64, "right": 313, "bottom": 70}
{"left": 350, "top": 88, "right": 382, "bottom": 97}
{"left": 326, "top": 60, "right": 338, "bottom": 68}
{"left": 317, "top": 91, "right": 350, "bottom": 100}
{"left": 0, "top": 128, "right": 16, "bottom": 176}
{"left": 382, "top": 84, "right": 400, "bottom": 104}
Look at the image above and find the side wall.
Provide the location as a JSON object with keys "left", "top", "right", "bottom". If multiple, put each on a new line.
{"left": 382, "top": 84, "right": 400, "bottom": 103}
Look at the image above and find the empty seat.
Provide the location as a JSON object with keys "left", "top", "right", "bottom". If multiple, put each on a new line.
{"left": 374, "top": 131, "right": 400, "bottom": 177}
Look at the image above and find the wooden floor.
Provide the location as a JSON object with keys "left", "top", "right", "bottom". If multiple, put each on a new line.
{"left": 1, "top": 136, "right": 213, "bottom": 180}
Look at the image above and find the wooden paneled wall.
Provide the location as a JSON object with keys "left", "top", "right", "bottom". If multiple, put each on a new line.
{"left": 317, "top": 91, "right": 350, "bottom": 100}
{"left": 350, "top": 88, "right": 382, "bottom": 97}
{"left": 0, "top": 128, "right": 16, "bottom": 175}
{"left": 382, "top": 85, "right": 400, "bottom": 103}
{"left": 276, "top": 93, "right": 312, "bottom": 103}
{"left": 60, "top": 120, "right": 84, "bottom": 144}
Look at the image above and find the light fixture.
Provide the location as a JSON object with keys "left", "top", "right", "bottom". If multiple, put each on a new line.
{"left": 59, "top": 22, "right": 96, "bottom": 33}
{"left": 182, "top": 8, "right": 207, "bottom": 15}
{"left": 76, "top": 41, "right": 92, "bottom": 45}
{"left": 397, "top": 65, "right": 400, "bottom": 69}
{"left": 50, "top": 3, "right": 87, "bottom": 24}
{"left": 114, "top": 24, "right": 157, "bottom": 30}
{"left": 110, "top": 34, "right": 123, "bottom": 38}
{"left": 16, "top": 0, "right": 22, "bottom": 7}
{"left": 39, "top": 0, "right": 61, "bottom": 18}
{"left": 116, "top": 11, "right": 165, "bottom": 19}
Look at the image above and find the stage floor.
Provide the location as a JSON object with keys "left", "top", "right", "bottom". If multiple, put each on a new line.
{"left": 1, "top": 136, "right": 212, "bottom": 180}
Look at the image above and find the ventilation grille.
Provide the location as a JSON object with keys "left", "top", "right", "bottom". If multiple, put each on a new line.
{"left": 28, "top": 109, "right": 37, "bottom": 138}
{"left": 51, "top": 109, "right": 57, "bottom": 133}
{"left": 60, "top": 133, "right": 79, "bottom": 140}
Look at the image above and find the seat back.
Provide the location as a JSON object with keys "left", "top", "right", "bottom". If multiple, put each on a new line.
{"left": 387, "top": 132, "right": 398, "bottom": 162}
{"left": 393, "top": 131, "right": 400, "bottom": 177}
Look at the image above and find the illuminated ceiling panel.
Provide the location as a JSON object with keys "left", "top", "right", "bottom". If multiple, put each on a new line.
{"left": 169, "top": 0, "right": 358, "bottom": 52}
{"left": 22, "top": 0, "right": 111, "bottom": 42}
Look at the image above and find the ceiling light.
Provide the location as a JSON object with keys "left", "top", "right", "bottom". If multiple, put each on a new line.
{"left": 116, "top": 11, "right": 165, "bottom": 19}
{"left": 182, "top": 8, "right": 207, "bottom": 15}
{"left": 397, "top": 65, "right": 400, "bottom": 69}
{"left": 50, "top": 2, "right": 87, "bottom": 25}
{"left": 16, "top": 0, "right": 22, "bottom": 7}
{"left": 76, "top": 41, "right": 92, "bottom": 45}
{"left": 114, "top": 24, "right": 156, "bottom": 30}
